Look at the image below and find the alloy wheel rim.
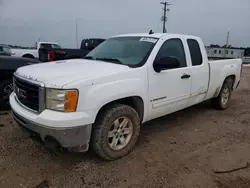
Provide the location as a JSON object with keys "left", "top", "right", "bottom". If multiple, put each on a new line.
{"left": 107, "top": 117, "right": 133, "bottom": 150}
{"left": 221, "top": 87, "right": 230, "bottom": 106}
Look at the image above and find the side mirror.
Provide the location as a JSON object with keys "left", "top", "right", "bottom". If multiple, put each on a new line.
{"left": 153, "top": 56, "right": 180, "bottom": 72}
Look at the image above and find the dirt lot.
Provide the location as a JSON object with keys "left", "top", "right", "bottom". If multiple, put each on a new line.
{"left": 1, "top": 68, "right": 250, "bottom": 188}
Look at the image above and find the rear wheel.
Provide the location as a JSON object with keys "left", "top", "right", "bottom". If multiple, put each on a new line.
{"left": 91, "top": 104, "right": 140, "bottom": 160}
{"left": 0, "top": 79, "right": 14, "bottom": 110}
{"left": 211, "top": 78, "right": 233, "bottom": 110}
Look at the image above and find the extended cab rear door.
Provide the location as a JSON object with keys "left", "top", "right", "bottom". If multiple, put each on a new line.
{"left": 185, "top": 37, "right": 209, "bottom": 106}
{"left": 148, "top": 36, "right": 192, "bottom": 120}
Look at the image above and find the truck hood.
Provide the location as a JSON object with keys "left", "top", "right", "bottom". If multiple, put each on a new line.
{"left": 15, "top": 59, "right": 131, "bottom": 88}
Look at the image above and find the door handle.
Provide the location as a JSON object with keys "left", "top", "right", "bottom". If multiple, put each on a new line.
{"left": 181, "top": 74, "right": 191, "bottom": 79}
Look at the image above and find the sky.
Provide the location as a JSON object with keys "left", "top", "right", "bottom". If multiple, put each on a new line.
{"left": 0, "top": 0, "right": 249, "bottom": 48}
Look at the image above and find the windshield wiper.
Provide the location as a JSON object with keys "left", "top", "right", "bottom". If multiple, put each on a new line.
{"left": 84, "top": 56, "right": 132, "bottom": 67}
{"left": 96, "top": 57, "right": 123, "bottom": 65}
{"left": 97, "top": 58, "right": 136, "bottom": 67}
{"left": 84, "top": 56, "right": 95, "bottom": 60}
{"left": 84, "top": 56, "right": 121, "bottom": 63}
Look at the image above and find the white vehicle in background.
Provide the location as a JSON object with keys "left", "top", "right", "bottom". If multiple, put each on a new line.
{"left": 11, "top": 42, "right": 62, "bottom": 59}
{"left": 10, "top": 32, "right": 242, "bottom": 160}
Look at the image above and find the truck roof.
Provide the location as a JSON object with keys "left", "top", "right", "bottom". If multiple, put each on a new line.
{"left": 113, "top": 33, "right": 199, "bottom": 39}
{"left": 38, "top": 42, "right": 59, "bottom": 44}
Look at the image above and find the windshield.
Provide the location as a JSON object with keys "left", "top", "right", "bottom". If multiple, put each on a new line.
{"left": 51, "top": 44, "right": 61, "bottom": 49}
{"left": 38, "top": 43, "right": 61, "bottom": 49}
{"left": 85, "top": 36, "right": 158, "bottom": 67}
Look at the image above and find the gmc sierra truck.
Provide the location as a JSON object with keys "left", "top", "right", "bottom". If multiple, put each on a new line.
{"left": 10, "top": 33, "right": 242, "bottom": 160}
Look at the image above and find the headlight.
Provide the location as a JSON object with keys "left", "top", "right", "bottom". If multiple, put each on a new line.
{"left": 46, "top": 88, "right": 78, "bottom": 112}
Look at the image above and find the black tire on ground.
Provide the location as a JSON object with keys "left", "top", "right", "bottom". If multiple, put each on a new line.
{"left": 0, "top": 79, "right": 14, "bottom": 111}
{"left": 91, "top": 104, "right": 140, "bottom": 160}
{"left": 211, "top": 78, "right": 234, "bottom": 110}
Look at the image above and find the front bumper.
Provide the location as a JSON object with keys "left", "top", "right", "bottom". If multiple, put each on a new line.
{"left": 12, "top": 110, "right": 92, "bottom": 151}
{"left": 10, "top": 92, "right": 94, "bottom": 152}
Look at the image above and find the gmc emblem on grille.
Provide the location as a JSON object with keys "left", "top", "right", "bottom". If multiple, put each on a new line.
{"left": 16, "top": 86, "right": 26, "bottom": 99}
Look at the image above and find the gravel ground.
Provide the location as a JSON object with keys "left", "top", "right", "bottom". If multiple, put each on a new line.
{"left": 1, "top": 68, "right": 250, "bottom": 188}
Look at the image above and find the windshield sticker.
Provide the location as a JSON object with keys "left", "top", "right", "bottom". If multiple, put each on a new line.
{"left": 139, "top": 37, "right": 157, "bottom": 43}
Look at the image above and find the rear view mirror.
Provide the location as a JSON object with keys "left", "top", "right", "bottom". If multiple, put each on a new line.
{"left": 153, "top": 56, "right": 180, "bottom": 72}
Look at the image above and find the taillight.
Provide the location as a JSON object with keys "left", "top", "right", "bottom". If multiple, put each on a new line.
{"left": 48, "top": 51, "right": 55, "bottom": 62}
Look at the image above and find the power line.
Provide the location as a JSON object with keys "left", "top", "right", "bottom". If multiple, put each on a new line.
{"left": 160, "top": 2, "right": 171, "bottom": 33}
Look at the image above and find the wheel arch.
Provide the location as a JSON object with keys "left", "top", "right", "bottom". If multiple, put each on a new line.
{"left": 222, "top": 74, "right": 236, "bottom": 90}
{"left": 22, "top": 54, "right": 35, "bottom": 59}
{"left": 95, "top": 96, "right": 144, "bottom": 124}
{"left": 213, "top": 74, "right": 236, "bottom": 97}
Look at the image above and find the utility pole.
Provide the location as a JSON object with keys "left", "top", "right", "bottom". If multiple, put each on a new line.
{"left": 75, "top": 19, "right": 79, "bottom": 48}
{"left": 225, "top": 31, "right": 230, "bottom": 48}
{"left": 160, "top": 2, "right": 171, "bottom": 33}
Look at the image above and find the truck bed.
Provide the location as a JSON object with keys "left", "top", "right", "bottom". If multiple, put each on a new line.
{"left": 205, "top": 58, "right": 242, "bottom": 100}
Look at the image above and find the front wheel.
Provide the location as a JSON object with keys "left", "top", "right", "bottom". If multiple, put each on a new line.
{"left": 91, "top": 104, "right": 140, "bottom": 160}
{"left": 211, "top": 78, "right": 233, "bottom": 110}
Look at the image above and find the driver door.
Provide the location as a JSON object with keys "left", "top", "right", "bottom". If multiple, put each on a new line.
{"left": 148, "top": 37, "right": 192, "bottom": 120}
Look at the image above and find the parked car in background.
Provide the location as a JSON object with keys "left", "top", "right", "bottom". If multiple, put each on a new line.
{"left": 39, "top": 38, "right": 105, "bottom": 62}
{"left": 11, "top": 42, "right": 62, "bottom": 59}
{"left": 0, "top": 56, "right": 40, "bottom": 110}
{"left": 10, "top": 33, "right": 242, "bottom": 160}
{"left": 0, "top": 44, "right": 13, "bottom": 56}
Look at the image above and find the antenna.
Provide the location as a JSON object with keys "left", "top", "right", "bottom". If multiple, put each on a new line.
{"left": 149, "top": 30, "right": 154, "bottom": 35}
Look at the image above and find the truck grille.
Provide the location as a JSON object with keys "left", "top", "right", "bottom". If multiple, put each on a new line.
{"left": 13, "top": 75, "right": 40, "bottom": 112}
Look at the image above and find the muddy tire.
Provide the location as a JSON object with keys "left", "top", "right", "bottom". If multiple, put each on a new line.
{"left": 211, "top": 78, "right": 233, "bottom": 110}
{"left": 91, "top": 104, "right": 140, "bottom": 161}
{"left": 0, "top": 79, "right": 14, "bottom": 111}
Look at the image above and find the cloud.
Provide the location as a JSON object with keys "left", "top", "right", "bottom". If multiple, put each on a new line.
{"left": 0, "top": 0, "right": 249, "bottom": 47}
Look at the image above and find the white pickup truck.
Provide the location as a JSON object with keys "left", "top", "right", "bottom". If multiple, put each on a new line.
{"left": 11, "top": 42, "right": 62, "bottom": 59}
{"left": 10, "top": 33, "right": 242, "bottom": 160}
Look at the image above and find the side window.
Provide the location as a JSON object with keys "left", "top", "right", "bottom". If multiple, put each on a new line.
{"left": 214, "top": 50, "right": 217, "bottom": 54}
{"left": 3, "top": 47, "right": 11, "bottom": 53}
{"left": 187, "top": 39, "right": 203, "bottom": 66}
{"left": 40, "top": 43, "right": 52, "bottom": 49}
{"left": 155, "top": 38, "right": 186, "bottom": 68}
{"left": 51, "top": 44, "right": 61, "bottom": 49}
